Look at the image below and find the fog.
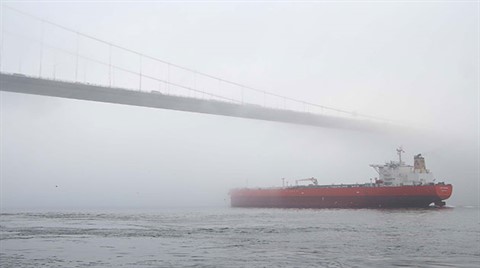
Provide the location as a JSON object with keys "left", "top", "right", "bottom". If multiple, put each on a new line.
{"left": 1, "top": 2, "right": 478, "bottom": 208}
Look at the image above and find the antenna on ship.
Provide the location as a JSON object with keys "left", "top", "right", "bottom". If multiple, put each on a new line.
{"left": 396, "top": 146, "right": 405, "bottom": 164}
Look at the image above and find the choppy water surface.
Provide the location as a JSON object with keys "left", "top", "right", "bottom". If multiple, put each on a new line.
{"left": 1, "top": 207, "right": 479, "bottom": 267}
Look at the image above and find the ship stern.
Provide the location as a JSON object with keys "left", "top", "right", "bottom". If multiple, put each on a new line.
{"left": 433, "top": 184, "right": 453, "bottom": 207}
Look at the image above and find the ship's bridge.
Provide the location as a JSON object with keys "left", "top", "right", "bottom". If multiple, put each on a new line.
{"left": 370, "top": 149, "right": 434, "bottom": 186}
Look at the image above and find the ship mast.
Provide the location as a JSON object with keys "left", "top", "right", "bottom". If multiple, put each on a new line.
{"left": 397, "top": 146, "right": 405, "bottom": 164}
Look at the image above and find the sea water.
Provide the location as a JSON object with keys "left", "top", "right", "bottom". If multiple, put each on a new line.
{"left": 1, "top": 207, "right": 479, "bottom": 267}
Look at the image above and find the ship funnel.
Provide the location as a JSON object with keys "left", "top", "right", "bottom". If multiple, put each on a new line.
{"left": 414, "top": 154, "right": 427, "bottom": 173}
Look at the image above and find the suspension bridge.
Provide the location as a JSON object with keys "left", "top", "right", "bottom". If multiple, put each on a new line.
{"left": 0, "top": 6, "right": 398, "bottom": 131}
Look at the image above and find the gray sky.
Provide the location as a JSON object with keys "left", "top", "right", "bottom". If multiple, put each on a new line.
{"left": 1, "top": 1, "right": 478, "bottom": 208}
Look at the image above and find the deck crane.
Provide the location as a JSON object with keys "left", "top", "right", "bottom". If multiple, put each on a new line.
{"left": 295, "top": 177, "right": 318, "bottom": 186}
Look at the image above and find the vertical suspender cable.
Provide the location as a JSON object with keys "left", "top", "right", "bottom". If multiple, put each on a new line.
{"left": 75, "top": 32, "right": 79, "bottom": 81}
{"left": 53, "top": 51, "right": 56, "bottom": 79}
{"left": 139, "top": 54, "right": 142, "bottom": 91}
{"left": 167, "top": 63, "right": 170, "bottom": 94}
{"left": 108, "top": 44, "right": 112, "bottom": 87}
{"left": 39, "top": 20, "right": 44, "bottom": 77}
{"left": 158, "top": 63, "right": 162, "bottom": 92}
{"left": 193, "top": 72, "right": 196, "bottom": 98}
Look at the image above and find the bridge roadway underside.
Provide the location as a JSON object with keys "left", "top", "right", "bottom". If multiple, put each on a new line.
{"left": 0, "top": 73, "right": 387, "bottom": 131}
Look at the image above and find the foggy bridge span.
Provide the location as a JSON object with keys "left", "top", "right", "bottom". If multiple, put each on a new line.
{"left": 0, "top": 6, "right": 395, "bottom": 131}
{"left": 0, "top": 73, "right": 386, "bottom": 131}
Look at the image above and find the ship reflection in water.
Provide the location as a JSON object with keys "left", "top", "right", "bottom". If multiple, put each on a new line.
{"left": 230, "top": 148, "right": 453, "bottom": 208}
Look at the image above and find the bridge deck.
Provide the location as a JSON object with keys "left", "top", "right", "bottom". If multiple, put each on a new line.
{"left": 0, "top": 73, "right": 387, "bottom": 131}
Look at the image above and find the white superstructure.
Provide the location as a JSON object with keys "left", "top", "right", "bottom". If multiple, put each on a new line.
{"left": 370, "top": 147, "right": 434, "bottom": 186}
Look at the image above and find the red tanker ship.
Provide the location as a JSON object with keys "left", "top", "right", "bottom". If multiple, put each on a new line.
{"left": 230, "top": 148, "right": 452, "bottom": 208}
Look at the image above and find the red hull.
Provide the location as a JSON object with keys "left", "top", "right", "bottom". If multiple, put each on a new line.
{"left": 230, "top": 184, "right": 452, "bottom": 208}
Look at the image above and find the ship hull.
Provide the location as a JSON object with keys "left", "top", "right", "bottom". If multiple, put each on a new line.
{"left": 230, "top": 184, "right": 452, "bottom": 208}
